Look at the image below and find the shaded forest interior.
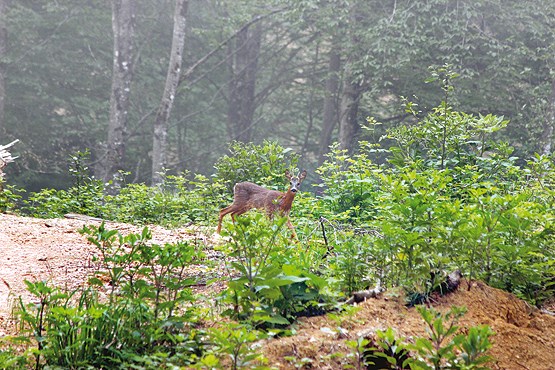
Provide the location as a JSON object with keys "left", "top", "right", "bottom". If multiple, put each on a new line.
{"left": 0, "top": 0, "right": 554, "bottom": 189}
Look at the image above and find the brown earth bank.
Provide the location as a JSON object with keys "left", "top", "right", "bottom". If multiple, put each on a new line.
{"left": 1, "top": 213, "right": 554, "bottom": 369}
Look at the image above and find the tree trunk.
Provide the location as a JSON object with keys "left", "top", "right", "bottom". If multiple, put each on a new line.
{"left": 103, "top": 0, "right": 136, "bottom": 187}
{"left": 338, "top": 73, "right": 362, "bottom": 154}
{"left": 152, "top": 0, "right": 189, "bottom": 185}
{"left": 338, "top": 5, "right": 364, "bottom": 155}
{"left": 0, "top": 0, "right": 7, "bottom": 139}
{"left": 542, "top": 77, "right": 555, "bottom": 155}
{"left": 226, "top": 21, "right": 262, "bottom": 143}
{"left": 318, "top": 46, "right": 341, "bottom": 166}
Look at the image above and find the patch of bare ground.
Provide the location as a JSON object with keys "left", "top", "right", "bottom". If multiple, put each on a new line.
{"left": 0, "top": 213, "right": 223, "bottom": 335}
{"left": 1, "top": 213, "right": 554, "bottom": 369}
{"left": 262, "top": 281, "right": 555, "bottom": 370}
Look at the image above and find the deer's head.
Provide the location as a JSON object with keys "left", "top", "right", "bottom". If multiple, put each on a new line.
{"left": 285, "top": 169, "right": 307, "bottom": 193}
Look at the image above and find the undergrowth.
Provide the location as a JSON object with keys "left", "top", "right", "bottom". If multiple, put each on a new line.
{"left": 3, "top": 71, "right": 555, "bottom": 367}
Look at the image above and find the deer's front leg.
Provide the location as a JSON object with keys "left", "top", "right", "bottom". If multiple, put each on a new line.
{"left": 286, "top": 218, "right": 298, "bottom": 240}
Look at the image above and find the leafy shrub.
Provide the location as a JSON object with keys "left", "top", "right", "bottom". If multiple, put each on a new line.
{"left": 213, "top": 140, "right": 300, "bottom": 194}
{"left": 311, "top": 80, "right": 555, "bottom": 305}
{"left": 25, "top": 150, "right": 106, "bottom": 218}
{"left": 11, "top": 224, "right": 207, "bottom": 369}
{"left": 200, "top": 323, "right": 269, "bottom": 369}
{"left": 218, "top": 213, "right": 337, "bottom": 329}
{"left": 358, "top": 327, "right": 410, "bottom": 369}
{"left": 0, "top": 346, "right": 27, "bottom": 369}
{"left": 0, "top": 183, "right": 24, "bottom": 213}
{"left": 24, "top": 151, "right": 223, "bottom": 226}
{"left": 364, "top": 306, "right": 494, "bottom": 370}
{"left": 316, "top": 142, "right": 381, "bottom": 223}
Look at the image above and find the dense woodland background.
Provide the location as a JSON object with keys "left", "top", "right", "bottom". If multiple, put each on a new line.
{"left": 1, "top": 0, "right": 555, "bottom": 190}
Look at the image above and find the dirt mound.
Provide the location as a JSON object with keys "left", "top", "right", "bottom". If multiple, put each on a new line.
{"left": 262, "top": 280, "right": 555, "bottom": 369}
{"left": 1, "top": 213, "right": 554, "bottom": 369}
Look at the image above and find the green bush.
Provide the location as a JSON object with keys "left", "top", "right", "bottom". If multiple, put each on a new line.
{"left": 24, "top": 150, "right": 106, "bottom": 218}
{"left": 218, "top": 213, "right": 337, "bottom": 329}
{"left": 214, "top": 140, "right": 300, "bottom": 194}
{"left": 0, "top": 182, "right": 24, "bottom": 213}
{"left": 24, "top": 151, "right": 223, "bottom": 226}
{"left": 311, "top": 85, "right": 555, "bottom": 305}
{"left": 316, "top": 142, "right": 381, "bottom": 223}
{"left": 11, "top": 224, "right": 207, "bottom": 369}
{"left": 363, "top": 306, "right": 494, "bottom": 370}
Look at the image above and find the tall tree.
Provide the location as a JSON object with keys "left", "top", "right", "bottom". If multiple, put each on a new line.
{"left": 103, "top": 0, "right": 136, "bottom": 186}
{"left": 152, "top": 0, "right": 188, "bottom": 185}
{"left": 226, "top": 21, "right": 262, "bottom": 142}
{"left": 337, "top": 4, "right": 366, "bottom": 154}
{"left": 542, "top": 77, "right": 555, "bottom": 154}
{"left": 338, "top": 71, "right": 363, "bottom": 153}
{"left": 318, "top": 44, "right": 340, "bottom": 166}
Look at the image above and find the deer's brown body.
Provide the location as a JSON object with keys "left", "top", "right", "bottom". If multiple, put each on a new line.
{"left": 217, "top": 170, "right": 307, "bottom": 236}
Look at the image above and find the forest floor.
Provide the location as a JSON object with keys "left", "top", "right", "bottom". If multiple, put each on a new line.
{"left": 1, "top": 213, "right": 555, "bottom": 369}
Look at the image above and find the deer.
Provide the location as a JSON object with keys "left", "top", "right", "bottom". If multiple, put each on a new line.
{"left": 217, "top": 169, "right": 307, "bottom": 238}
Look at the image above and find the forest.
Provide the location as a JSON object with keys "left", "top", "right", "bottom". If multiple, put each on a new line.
{"left": 1, "top": 0, "right": 555, "bottom": 369}
{"left": 0, "top": 0, "right": 554, "bottom": 189}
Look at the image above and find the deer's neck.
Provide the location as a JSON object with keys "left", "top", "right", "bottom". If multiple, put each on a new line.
{"left": 278, "top": 189, "right": 297, "bottom": 214}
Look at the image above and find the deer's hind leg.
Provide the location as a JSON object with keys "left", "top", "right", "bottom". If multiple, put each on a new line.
{"left": 217, "top": 206, "right": 249, "bottom": 233}
{"left": 217, "top": 205, "right": 235, "bottom": 233}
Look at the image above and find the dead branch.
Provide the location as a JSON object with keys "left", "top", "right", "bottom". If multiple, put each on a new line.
{"left": 0, "top": 139, "right": 19, "bottom": 176}
{"left": 346, "top": 282, "right": 385, "bottom": 305}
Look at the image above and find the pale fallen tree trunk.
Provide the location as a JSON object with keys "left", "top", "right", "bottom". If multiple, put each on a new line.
{"left": 0, "top": 139, "right": 19, "bottom": 187}
{"left": 345, "top": 270, "right": 463, "bottom": 305}
{"left": 0, "top": 139, "right": 18, "bottom": 169}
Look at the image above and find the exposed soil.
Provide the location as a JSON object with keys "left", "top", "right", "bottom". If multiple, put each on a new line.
{"left": 1, "top": 213, "right": 555, "bottom": 369}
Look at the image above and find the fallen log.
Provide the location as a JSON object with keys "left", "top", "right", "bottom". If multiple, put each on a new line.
{"left": 0, "top": 140, "right": 19, "bottom": 188}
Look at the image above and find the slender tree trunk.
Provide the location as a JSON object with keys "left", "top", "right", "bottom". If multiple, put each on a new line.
{"left": 338, "top": 6, "right": 364, "bottom": 154}
{"left": 542, "top": 77, "right": 555, "bottom": 155}
{"left": 338, "top": 72, "right": 362, "bottom": 154}
{"left": 0, "top": 0, "right": 7, "bottom": 139}
{"left": 152, "top": 0, "right": 188, "bottom": 185}
{"left": 318, "top": 46, "right": 341, "bottom": 166}
{"left": 226, "top": 21, "right": 262, "bottom": 143}
{"left": 301, "top": 41, "right": 320, "bottom": 159}
{"left": 103, "top": 0, "right": 136, "bottom": 186}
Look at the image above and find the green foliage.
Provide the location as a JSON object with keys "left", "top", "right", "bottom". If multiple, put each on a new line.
{"left": 0, "top": 183, "right": 24, "bottom": 213}
{"left": 214, "top": 140, "right": 300, "bottom": 193}
{"left": 345, "top": 336, "right": 373, "bottom": 370}
{"left": 24, "top": 150, "right": 223, "bottom": 226}
{"left": 9, "top": 224, "right": 207, "bottom": 369}
{"left": 364, "top": 306, "right": 493, "bottom": 370}
{"left": 104, "top": 173, "right": 222, "bottom": 225}
{"left": 0, "top": 345, "right": 28, "bottom": 369}
{"left": 388, "top": 66, "right": 510, "bottom": 172}
{"left": 408, "top": 306, "right": 493, "bottom": 370}
{"left": 25, "top": 150, "right": 105, "bottom": 218}
{"left": 201, "top": 323, "right": 269, "bottom": 370}
{"left": 218, "top": 213, "right": 336, "bottom": 329}
{"left": 316, "top": 225, "right": 382, "bottom": 295}
{"left": 312, "top": 91, "right": 555, "bottom": 306}
{"left": 316, "top": 141, "right": 381, "bottom": 223}
{"left": 362, "top": 327, "right": 410, "bottom": 369}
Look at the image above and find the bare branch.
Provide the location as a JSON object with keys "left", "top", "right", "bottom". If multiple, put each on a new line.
{"left": 178, "top": 7, "right": 286, "bottom": 85}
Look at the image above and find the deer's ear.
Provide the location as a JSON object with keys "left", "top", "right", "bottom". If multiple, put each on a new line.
{"left": 285, "top": 169, "right": 292, "bottom": 179}
{"left": 299, "top": 170, "right": 307, "bottom": 180}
